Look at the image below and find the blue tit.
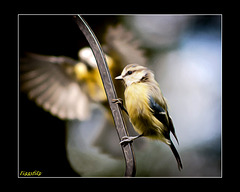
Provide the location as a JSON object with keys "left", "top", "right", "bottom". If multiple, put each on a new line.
{"left": 20, "top": 47, "right": 116, "bottom": 120}
{"left": 20, "top": 24, "right": 147, "bottom": 121}
{"left": 115, "top": 64, "right": 183, "bottom": 170}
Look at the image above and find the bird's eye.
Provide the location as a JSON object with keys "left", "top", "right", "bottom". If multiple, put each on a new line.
{"left": 127, "top": 71, "right": 133, "bottom": 75}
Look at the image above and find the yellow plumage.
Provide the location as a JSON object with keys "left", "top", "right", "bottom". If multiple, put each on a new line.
{"left": 74, "top": 55, "right": 115, "bottom": 103}
{"left": 125, "top": 81, "right": 170, "bottom": 144}
{"left": 115, "top": 64, "right": 183, "bottom": 170}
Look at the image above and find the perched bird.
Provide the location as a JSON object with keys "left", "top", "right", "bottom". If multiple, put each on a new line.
{"left": 115, "top": 64, "right": 183, "bottom": 170}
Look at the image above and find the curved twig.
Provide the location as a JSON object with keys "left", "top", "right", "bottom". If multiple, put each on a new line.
{"left": 73, "top": 15, "right": 136, "bottom": 177}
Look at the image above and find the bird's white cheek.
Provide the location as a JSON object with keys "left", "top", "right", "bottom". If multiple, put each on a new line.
{"left": 125, "top": 76, "right": 138, "bottom": 87}
{"left": 125, "top": 81, "right": 132, "bottom": 87}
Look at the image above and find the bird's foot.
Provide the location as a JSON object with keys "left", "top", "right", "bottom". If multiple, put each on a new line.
{"left": 112, "top": 98, "right": 129, "bottom": 116}
{"left": 112, "top": 98, "right": 123, "bottom": 105}
{"left": 120, "top": 136, "right": 134, "bottom": 145}
{"left": 119, "top": 135, "right": 143, "bottom": 146}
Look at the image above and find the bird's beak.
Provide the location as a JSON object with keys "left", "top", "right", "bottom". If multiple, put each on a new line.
{"left": 115, "top": 75, "right": 123, "bottom": 80}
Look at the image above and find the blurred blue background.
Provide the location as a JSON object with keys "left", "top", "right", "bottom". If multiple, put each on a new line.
{"left": 19, "top": 15, "right": 221, "bottom": 177}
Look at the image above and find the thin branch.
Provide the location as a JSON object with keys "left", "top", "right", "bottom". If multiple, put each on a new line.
{"left": 73, "top": 15, "right": 136, "bottom": 177}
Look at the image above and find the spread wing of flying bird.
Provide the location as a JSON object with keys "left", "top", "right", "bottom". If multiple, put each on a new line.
{"left": 20, "top": 24, "right": 147, "bottom": 122}
{"left": 103, "top": 24, "right": 147, "bottom": 66}
{"left": 20, "top": 53, "right": 90, "bottom": 120}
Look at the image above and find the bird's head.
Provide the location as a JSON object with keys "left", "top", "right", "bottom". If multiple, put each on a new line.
{"left": 115, "top": 64, "right": 154, "bottom": 87}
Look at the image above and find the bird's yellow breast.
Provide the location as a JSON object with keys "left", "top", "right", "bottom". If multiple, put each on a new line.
{"left": 125, "top": 83, "right": 150, "bottom": 115}
{"left": 125, "top": 83, "right": 154, "bottom": 134}
{"left": 124, "top": 82, "right": 168, "bottom": 141}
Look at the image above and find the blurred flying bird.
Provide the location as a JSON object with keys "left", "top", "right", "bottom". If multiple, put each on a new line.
{"left": 20, "top": 24, "right": 147, "bottom": 121}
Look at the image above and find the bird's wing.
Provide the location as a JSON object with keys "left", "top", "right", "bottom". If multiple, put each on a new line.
{"left": 103, "top": 24, "right": 147, "bottom": 66}
{"left": 20, "top": 53, "right": 90, "bottom": 120}
{"left": 149, "top": 96, "right": 168, "bottom": 125}
{"left": 149, "top": 96, "right": 179, "bottom": 144}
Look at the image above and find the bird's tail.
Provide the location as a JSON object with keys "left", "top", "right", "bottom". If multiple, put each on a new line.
{"left": 169, "top": 141, "right": 183, "bottom": 171}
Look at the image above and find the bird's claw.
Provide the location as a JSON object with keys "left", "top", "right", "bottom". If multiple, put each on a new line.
{"left": 119, "top": 136, "right": 134, "bottom": 146}
{"left": 112, "top": 98, "right": 123, "bottom": 105}
{"left": 119, "top": 134, "right": 143, "bottom": 146}
{"left": 112, "top": 98, "right": 129, "bottom": 116}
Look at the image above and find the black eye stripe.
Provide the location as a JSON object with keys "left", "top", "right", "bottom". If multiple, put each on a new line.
{"left": 123, "top": 69, "right": 140, "bottom": 77}
{"left": 124, "top": 70, "right": 135, "bottom": 77}
{"left": 127, "top": 71, "right": 133, "bottom": 75}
